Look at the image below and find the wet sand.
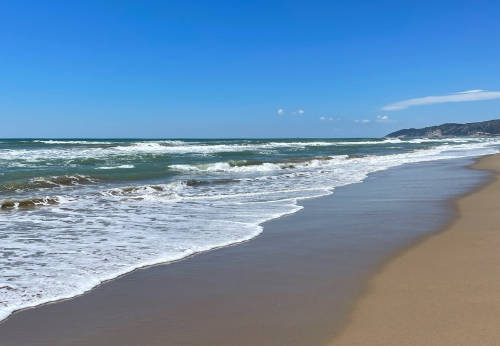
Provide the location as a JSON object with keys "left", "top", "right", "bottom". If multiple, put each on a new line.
{"left": 0, "top": 158, "right": 489, "bottom": 346}
{"left": 331, "top": 153, "right": 500, "bottom": 345}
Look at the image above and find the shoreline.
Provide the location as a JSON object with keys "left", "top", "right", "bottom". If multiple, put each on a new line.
{"left": 331, "top": 153, "right": 500, "bottom": 345}
{"left": 0, "top": 154, "right": 462, "bottom": 325}
{"left": 0, "top": 234, "right": 263, "bottom": 325}
{"left": 2, "top": 138, "right": 498, "bottom": 326}
{"left": 0, "top": 156, "right": 491, "bottom": 345}
{"left": 0, "top": 190, "right": 318, "bottom": 325}
{"left": 329, "top": 154, "right": 497, "bottom": 339}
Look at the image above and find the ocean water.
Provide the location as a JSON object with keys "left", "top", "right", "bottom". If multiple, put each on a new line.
{"left": 1, "top": 137, "right": 499, "bottom": 321}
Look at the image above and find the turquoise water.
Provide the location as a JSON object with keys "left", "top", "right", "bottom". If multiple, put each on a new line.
{"left": 1, "top": 137, "right": 499, "bottom": 321}
{"left": 1, "top": 138, "right": 497, "bottom": 193}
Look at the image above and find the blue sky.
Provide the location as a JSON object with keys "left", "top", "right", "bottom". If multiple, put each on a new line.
{"left": 1, "top": 0, "right": 500, "bottom": 138}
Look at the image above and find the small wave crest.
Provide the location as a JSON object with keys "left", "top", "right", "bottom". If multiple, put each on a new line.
{"left": 113, "top": 141, "right": 187, "bottom": 152}
{"left": 95, "top": 165, "right": 135, "bottom": 170}
{"left": 99, "top": 181, "right": 185, "bottom": 201}
{"left": 0, "top": 175, "right": 97, "bottom": 193}
{"left": 170, "top": 162, "right": 281, "bottom": 172}
{"left": 170, "top": 156, "right": 347, "bottom": 173}
{"left": 1, "top": 196, "right": 59, "bottom": 210}
{"left": 33, "top": 140, "right": 114, "bottom": 145}
{"left": 31, "top": 175, "right": 96, "bottom": 187}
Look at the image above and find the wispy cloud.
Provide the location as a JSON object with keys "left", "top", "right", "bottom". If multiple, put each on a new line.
{"left": 376, "top": 115, "right": 389, "bottom": 121}
{"left": 354, "top": 119, "right": 370, "bottom": 124}
{"left": 382, "top": 89, "right": 500, "bottom": 111}
{"left": 277, "top": 108, "right": 304, "bottom": 116}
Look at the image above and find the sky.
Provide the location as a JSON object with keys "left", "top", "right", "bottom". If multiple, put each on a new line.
{"left": 1, "top": 0, "right": 500, "bottom": 138}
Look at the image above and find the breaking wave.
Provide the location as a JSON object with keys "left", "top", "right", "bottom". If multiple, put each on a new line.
{"left": 1, "top": 196, "right": 60, "bottom": 210}
{"left": 34, "top": 140, "right": 114, "bottom": 145}
{"left": 0, "top": 175, "right": 97, "bottom": 193}
{"left": 95, "top": 165, "right": 135, "bottom": 170}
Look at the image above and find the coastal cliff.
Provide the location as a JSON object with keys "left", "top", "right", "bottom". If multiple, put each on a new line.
{"left": 386, "top": 119, "right": 500, "bottom": 138}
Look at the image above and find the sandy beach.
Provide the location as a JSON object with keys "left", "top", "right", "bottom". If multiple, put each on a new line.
{"left": 331, "top": 153, "right": 500, "bottom": 345}
{"left": 3, "top": 2, "right": 500, "bottom": 345}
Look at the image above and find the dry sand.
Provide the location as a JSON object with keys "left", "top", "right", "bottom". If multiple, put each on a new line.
{"left": 331, "top": 154, "right": 500, "bottom": 346}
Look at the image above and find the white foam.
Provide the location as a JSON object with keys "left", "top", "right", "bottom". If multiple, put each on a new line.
{"left": 1, "top": 138, "right": 496, "bottom": 168}
{"left": 171, "top": 161, "right": 284, "bottom": 173}
{"left": 1, "top": 138, "right": 500, "bottom": 322}
{"left": 95, "top": 165, "right": 135, "bottom": 170}
{"left": 34, "top": 140, "right": 114, "bottom": 145}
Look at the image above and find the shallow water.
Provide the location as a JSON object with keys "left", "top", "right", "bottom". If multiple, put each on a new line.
{"left": 1, "top": 137, "right": 499, "bottom": 321}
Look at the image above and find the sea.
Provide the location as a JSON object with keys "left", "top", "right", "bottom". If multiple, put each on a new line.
{"left": 1, "top": 137, "right": 500, "bottom": 321}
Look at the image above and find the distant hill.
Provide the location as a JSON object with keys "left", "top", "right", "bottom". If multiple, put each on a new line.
{"left": 385, "top": 119, "right": 500, "bottom": 138}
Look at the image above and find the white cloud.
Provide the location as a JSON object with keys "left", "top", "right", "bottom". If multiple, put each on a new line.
{"left": 376, "top": 115, "right": 389, "bottom": 121}
{"left": 382, "top": 89, "right": 500, "bottom": 111}
{"left": 291, "top": 109, "right": 305, "bottom": 115}
{"left": 457, "top": 89, "right": 484, "bottom": 94}
{"left": 320, "top": 116, "right": 337, "bottom": 121}
{"left": 277, "top": 108, "right": 305, "bottom": 115}
{"left": 355, "top": 119, "right": 370, "bottom": 124}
